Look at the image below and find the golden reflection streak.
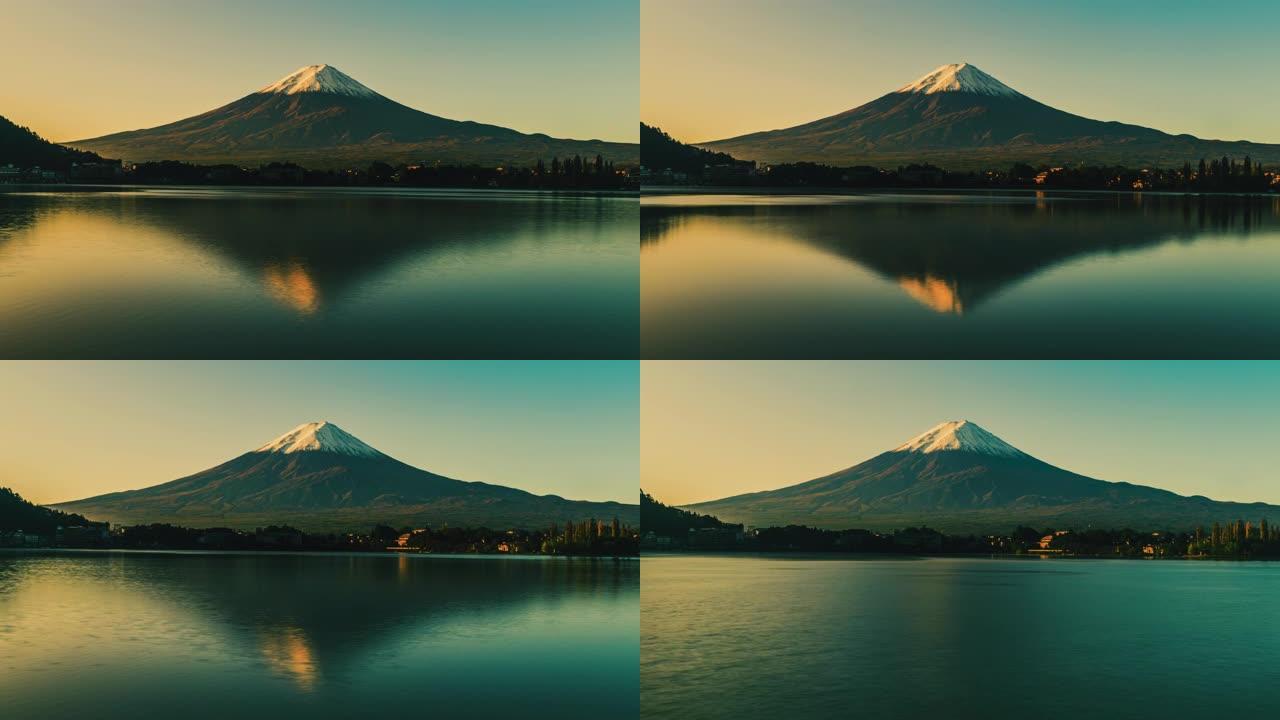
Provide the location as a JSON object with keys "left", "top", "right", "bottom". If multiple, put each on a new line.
{"left": 262, "top": 261, "right": 321, "bottom": 314}
{"left": 896, "top": 275, "right": 964, "bottom": 314}
{"left": 257, "top": 626, "right": 319, "bottom": 691}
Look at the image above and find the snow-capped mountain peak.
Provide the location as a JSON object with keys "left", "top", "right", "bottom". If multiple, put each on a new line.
{"left": 896, "top": 63, "right": 1022, "bottom": 98}
{"left": 255, "top": 421, "right": 384, "bottom": 457}
{"left": 894, "top": 420, "right": 1026, "bottom": 457}
{"left": 257, "top": 64, "right": 379, "bottom": 98}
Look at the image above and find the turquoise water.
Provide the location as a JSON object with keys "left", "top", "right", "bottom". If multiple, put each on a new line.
{"left": 0, "top": 187, "right": 638, "bottom": 358}
{"left": 0, "top": 550, "right": 639, "bottom": 719}
{"left": 641, "top": 555, "right": 1280, "bottom": 719}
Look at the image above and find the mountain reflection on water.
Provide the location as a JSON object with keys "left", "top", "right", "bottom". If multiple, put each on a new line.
{"left": 0, "top": 551, "right": 638, "bottom": 719}
{"left": 641, "top": 191, "right": 1280, "bottom": 357}
{"left": 0, "top": 187, "right": 639, "bottom": 358}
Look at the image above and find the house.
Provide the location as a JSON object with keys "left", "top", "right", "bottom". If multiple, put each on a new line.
{"left": 1034, "top": 167, "right": 1064, "bottom": 185}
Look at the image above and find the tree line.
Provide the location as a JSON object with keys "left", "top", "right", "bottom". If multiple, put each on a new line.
{"left": 1187, "top": 518, "right": 1280, "bottom": 557}
{"left": 640, "top": 122, "right": 1277, "bottom": 192}
{"left": 0, "top": 487, "right": 98, "bottom": 535}
{"left": 119, "top": 156, "right": 629, "bottom": 189}
{"left": 640, "top": 492, "right": 1280, "bottom": 559}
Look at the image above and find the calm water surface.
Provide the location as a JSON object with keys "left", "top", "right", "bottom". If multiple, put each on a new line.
{"left": 642, "top": 555, "right": 1280, "bottom": 719}
{"left": 0, "top": 551, "right": 638, "bottom": 719}
{"left": 642, "top": 190, "right": 1280, "bottom": 357}
{"left": 0, "top": 187, "right": 638, "bottom": 358}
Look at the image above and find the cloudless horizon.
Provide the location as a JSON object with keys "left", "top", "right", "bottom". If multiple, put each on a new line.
{"left": 2, "top": 0, "right": 637, "bottom": 143}
{"left": 643, "top": 361, "right": 1280, "bottom": 506}
{"left": 0, "top": 361, "right": 638, "bottom": 505}
{"left": 643, "top": 0, "right": 1280, "bottom": 144}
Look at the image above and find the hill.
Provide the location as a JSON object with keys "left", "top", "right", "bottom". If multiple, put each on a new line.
{"left": 0, "top": 487, "right": 95, "bottom": 534}
{"left": 0, "top": 114, "right": 105, "bottom": 170}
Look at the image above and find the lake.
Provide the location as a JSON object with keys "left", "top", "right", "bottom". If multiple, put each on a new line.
{"left": 641, "top": 555, "right": 1280, "bottom": 719}
{"left": 0, "top": 187, "right": 638, "bottom": 358}
{"left": 642, "top": 190, "right": 1280, "bottom": 358}
{"left": 0, "top": 550, "right": 638, "bottom": 719}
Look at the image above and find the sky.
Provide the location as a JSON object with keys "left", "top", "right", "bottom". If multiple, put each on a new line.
{"left": 643, "top": 0, "right": 1280, "bottom": 143}
{"left": 0, "top": 0, "right": 637, "bottom": 143}
{"left": 0, "top": 361, "right": 638, "bottom": 505}
{"left": 643, "top": 361, "right": 1280, "bottom": 506}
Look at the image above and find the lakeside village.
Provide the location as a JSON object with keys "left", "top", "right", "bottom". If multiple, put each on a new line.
{"left": 0, "top": 155, "right": 638, "bottom": 190}
{"left": 1, "top": 518, "right": 639, "bottom": 557}
{"left": 640, "top": 493, "right": 1280, "bottom": 559}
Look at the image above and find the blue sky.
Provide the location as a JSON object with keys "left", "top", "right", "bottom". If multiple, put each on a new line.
{"left": 0, "top": 361, "right": 638, "bottom": 504}
{"left": 2, "top": 0, "right": 637, "bottom": 142}
{"left": 643, "top": 361, "right": 1280, "bottom": 505}
{"left": 644, "top": 0, "right": 1280, "bottom": 143}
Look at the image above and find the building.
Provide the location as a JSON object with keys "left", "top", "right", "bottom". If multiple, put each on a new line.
{"left": 1034, "top": 167, "right": 1065, "bottom": 185}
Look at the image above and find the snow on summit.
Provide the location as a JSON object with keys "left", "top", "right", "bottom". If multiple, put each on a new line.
{"left": 256, "top": 421, "right": 384, "bottom": 457}
{"left": 258, "top": 64, "right": 378, "bottom": 98}
{"left": 894, "top": 420, "right": 1026, "bottom": 458}
{"left": 896, "top": 63, "right": 1022, "bottom": 98}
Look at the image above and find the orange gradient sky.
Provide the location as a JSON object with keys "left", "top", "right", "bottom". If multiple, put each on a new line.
{"left": 643, "top": 361, "right": 1280, "bottom": 507}
{"left": 1, "top": 0, "right": 637, "bottom": 143}
{"left": 642, "top": 0, "right": 1280, "bottom": 144}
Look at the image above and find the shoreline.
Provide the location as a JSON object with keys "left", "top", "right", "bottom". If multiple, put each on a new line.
{"left": 641, "top": 184, "right": 1279, "bottom": 198}
{"left": 1, "top": 182, "right": 639, "bottom": 196}
{"left": 0, "top": 547, "right": 639, "bottom": 560}
{"left": 640, "top": 551, "right": 1280, "bottom": 562}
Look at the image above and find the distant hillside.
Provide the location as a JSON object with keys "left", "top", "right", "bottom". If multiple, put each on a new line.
{"left": 641, "top": 122, "right": 743, "bottom": 173}
{"left": 0, "top": 487, "right": 94, "bottom": 534}
{"left": 640, "top": 490, "right": 735, "bottom": 535}
{"left": 0, "top": 114, "right": 104, "bottom": 170}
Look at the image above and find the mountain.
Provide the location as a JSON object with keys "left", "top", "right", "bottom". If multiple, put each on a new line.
{"left": 51, "top": 421, "right": 637, "bottom": 531}
{"left": 67, "top": 64, "right": 637, "bottom": 168}
{"left": 640, "top": 490, "right": 737, "bottom": 537}
{"left": 0, "top": 114, "right": 104, "bottom": 170}
{"left": 684, "top": 420, "right": 1280, "bottom": 533}
{"left": 698, "top": 62, "right": 1280, "bottom": 170}
{"left": 1, "top": 487, "right": 95, "bottom": 534}
{"left": 640, "top": 122, "right": 742, "bottom": 174}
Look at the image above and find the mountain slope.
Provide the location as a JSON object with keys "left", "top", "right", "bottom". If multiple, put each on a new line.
{"left": 698, "top": 63, "right": 1280, "bottom": 169}
{"left": 1, "top": 487, "right": 95, "bottom": 534}
{"left": 685, "top": 420, "right": 1280, "bottom": 533}
{"left": 1, "top": 114, "right": 104, "bottom": 169}
{"left": 52, "top": 421, "right": 637, "bottom": 531}
{"left": 68, "top": 64, "right": 637, "bottom": 168}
